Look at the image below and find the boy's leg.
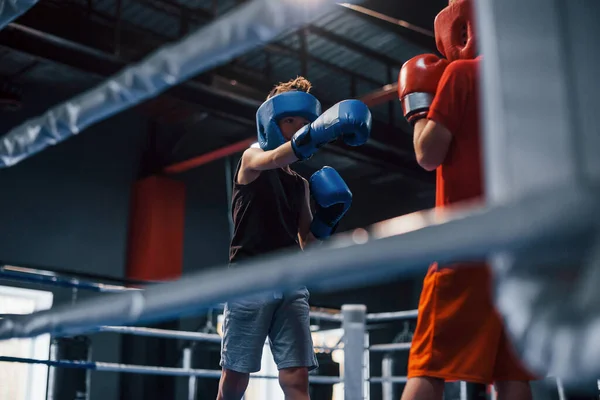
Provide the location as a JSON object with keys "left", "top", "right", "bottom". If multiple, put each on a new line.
{"left": 269, "top": 287, "right": 318, "bottom": 398}
{"left": 400, "top": 376, "right": 445, "bottom": 400}
{"left": 491, "top": 325, "right": 537, "bottom": 400}
{"left": 217, "top": 369, "right": 249, "bottom": 400}
{"left": 279, "top": 367, "right": 310, "bottom": 400}
{"left": 218, "top": 294, "right": 277, "bottom": 399}
{"left": 494, "top": 381, "right": 532, "bottom": 400}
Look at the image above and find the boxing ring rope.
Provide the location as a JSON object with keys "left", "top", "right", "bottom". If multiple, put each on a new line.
{"left": 0, "top": 356, "right": 411, "bottom": 385}
{"left": 0, "top": 0, "right": 38, "bottom": 30}
{"left": 306, "top": 310, "right": 343, "bottom": 322}
{"left": 98, "top": 325, "right": 341, "bottom": 352}
{"left": 0, "top": 258, "right": 417, "bottom": 392}
{"left": 0, "top": 301, "right": 416, "bottom": 392}
{"left": 0, "top": 356, "right": 342, "bottom": 384}
{"left": 0, "top": 0, "right": 351, "bottom": 168}
{"left": 2, "top": 263, "right": 418, "bottom": 351}
{"left": 0, "top": 263, "right": 351, "bottom": 326}
{"left": 1, "top": 263, "right": 419, "bottom": 325}
{"left": 0, "top": 265, "right": 141, "bottom": 292}
{"left": 1, "top": 262, "right": 417, "bottom": 356}
{"left": 366, "top": 309, "right": 418, "bottom": 322}
{"left": 97, "top": 325, "right": 222, "bottom": 343}
{"left": 1, "top": 187, "right": 596, "bottom": 398}
{"left": 0, "top": 187, "right": 593, "bottom": 340}
{"left": 369, "top": 377, "right": 408, "bottom": 384}
{"left": 369, "top": 343, "right": 411, "bottom": 353}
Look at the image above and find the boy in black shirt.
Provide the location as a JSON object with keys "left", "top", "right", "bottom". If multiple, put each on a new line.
{"left": 218, "top": 77, "right": 371, "bottom": 400}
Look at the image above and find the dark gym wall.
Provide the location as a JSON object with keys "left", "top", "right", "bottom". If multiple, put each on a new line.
{"left": 171, "top": 159, "right": 233, "bottom": 400}
{"left": 180, "top": 159, "right": 232, "bottom": 273}
{"left": 0, "top": 82, "right": 148, "bottom": 400}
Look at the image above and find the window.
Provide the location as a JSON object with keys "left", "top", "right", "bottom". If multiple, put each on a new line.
{"left": 0, "top": 286, "right": 53, "bottom": 400}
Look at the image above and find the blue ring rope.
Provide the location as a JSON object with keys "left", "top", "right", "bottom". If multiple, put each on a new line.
{"left": 0, "top": 265, "right": 138, "bottom": 293}
{"left": 0, "top": 356, "right": 343, "bottom": 383}
{"left": 0, "top": 356, "right": 97, "bottom": 370}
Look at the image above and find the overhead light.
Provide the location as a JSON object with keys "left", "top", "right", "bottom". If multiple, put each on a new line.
{"left": 337, "top": 3, "right": 434, "bottom": 37}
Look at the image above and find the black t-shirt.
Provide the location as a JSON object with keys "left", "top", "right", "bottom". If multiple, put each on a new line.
{"left": 229, "top": 160, "right": 306, "bottom": 264}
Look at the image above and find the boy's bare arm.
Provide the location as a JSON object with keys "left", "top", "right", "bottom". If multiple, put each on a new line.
{"left": 237, "top": 142, "right": 299, "bottom": 185}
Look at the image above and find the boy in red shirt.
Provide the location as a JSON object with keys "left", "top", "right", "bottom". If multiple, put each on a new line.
{"left": 397, "top": 1, "right": 536, "bottom": 399}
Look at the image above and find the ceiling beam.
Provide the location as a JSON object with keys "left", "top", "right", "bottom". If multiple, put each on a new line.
{"left": 306, "top": 24, "right": 404, "bottom": 67}
{"left": 264, "top": 42, "right": 384, "bottom": 86}
{"left": 137, "top": 0, "right": 213, "bottom": 20}
{"left": 340, "top": 5, "right": 438, "bottom": 53}
{"left": 338, "top": 3, "right": 435, "bottom": 38}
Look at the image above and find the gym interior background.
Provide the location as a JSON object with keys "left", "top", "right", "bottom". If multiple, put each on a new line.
{"left": 1, "top": 0, "right": 459, "bottom": 399}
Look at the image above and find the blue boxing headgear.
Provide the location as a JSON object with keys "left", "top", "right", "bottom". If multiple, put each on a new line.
{"left": 256, "top": 91, "right": 321, "bottom": 151}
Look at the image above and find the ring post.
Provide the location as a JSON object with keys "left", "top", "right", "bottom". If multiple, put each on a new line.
{"left": 182, "top": 347, "right": 197, "bottom": 400}
{"left": 342, "top": 304, "right": 367, "bottom": 400}
{"left": 47, "top": 336, "right": 92, "bottom": 400}
{"left": 381, "top": 353, "right": 395, "bottom": 400}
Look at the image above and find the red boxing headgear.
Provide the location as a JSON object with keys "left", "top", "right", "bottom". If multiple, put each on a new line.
{"left": 434, "top": 0, "right": 477, "bottom": 62}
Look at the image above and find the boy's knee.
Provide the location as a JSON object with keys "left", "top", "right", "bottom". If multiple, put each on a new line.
{"left": 279, "top": 367, "right": 309, "bottom": 394}
{"left": 218, "top": 369, "right": 250, "bottom": 400}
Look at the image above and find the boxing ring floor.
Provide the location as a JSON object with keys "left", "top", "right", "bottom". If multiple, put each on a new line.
{"left": 0, "top": 0, "right": 599, "bottom": 398}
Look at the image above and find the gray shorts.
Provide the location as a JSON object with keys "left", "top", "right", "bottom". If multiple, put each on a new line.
{"left": 220, "top": 287, "right": 318, "bottom": 374}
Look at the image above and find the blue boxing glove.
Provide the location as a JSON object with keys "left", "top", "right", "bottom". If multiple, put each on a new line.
{"left": 309, "top": 167, "right": 352, "bottom": 240}
{"left": 292, "top": 100, "right": 372, "bottom": 161}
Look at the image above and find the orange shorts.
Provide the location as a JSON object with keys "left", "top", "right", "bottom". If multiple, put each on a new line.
{"left": 408, "top": 263, "right": 536, "bottom": 384}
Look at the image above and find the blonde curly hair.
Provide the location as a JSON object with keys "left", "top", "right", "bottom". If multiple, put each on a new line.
{"left": 267, "top": 76, "right": 312, "bottom": 99}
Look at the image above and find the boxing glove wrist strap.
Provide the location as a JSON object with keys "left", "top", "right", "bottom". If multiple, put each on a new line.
{"left": 401, "top": 92, "right": 434, "bottom": 125}
{"left": 291, "top": 125, "right": 316, "bottom": 161}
